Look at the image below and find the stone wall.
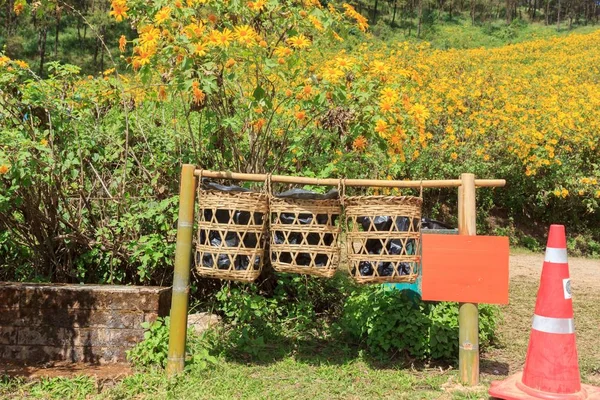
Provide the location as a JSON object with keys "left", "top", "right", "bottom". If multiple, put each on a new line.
{"left": 0, "top": 283, "right": 171, "bottom": 363}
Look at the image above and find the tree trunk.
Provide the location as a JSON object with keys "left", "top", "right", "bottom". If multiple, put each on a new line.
{"left": 471, "top": 0, "right": 476, "bottom": 24}
{"left": 373, "top": 0, "right": 379, "bottom": 23}
{"left": 392, "top": 0, "right": 398, "bottom": 24}
{"left": 38, "top": 26, "right": 48, "bottom": 76}
{"left": 54, "top": 14, "right": 60, "bottom": 57}
{"left": 506, "top": 0, "right": 512, "bottom": 23}
{"left": 545, "top": 0, "right": 550, "bottom": 24}
{"left": 557, "top": 0, "right": 562, "bottom": 29}
{"left": 417, "top": 0, "right": 423, "bottom": 37}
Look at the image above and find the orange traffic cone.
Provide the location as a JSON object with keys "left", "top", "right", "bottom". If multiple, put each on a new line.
{"left": 489, "top": 225, "right": 600, "bottom": 400}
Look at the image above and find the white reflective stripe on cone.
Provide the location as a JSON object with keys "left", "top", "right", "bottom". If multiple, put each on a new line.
{"left": 532, "top": 314, "right": 575, "bottom": 334}
{"left": 544, "top": 247, "right": 568, "bottom": 264}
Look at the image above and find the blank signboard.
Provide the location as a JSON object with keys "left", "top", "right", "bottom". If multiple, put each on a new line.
{"left": 421, "top": 235, "right": 509, "bottom": 304}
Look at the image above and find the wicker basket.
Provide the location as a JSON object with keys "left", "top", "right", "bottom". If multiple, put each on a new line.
{"left": 195, "top": 188, "right": 269, "bottom": 282}
{"left": 269, "top": 197, "right": 341, "bottom": 278}
{"left": 344, "top": 195, "right": 422, "bottom": 284}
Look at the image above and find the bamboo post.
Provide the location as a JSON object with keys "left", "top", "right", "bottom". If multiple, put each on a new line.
{"left": 166, "top": 164, "right": 196, "bottom": 376}
{"left": 458, "top": 173, "right": 479, "bottom": 385}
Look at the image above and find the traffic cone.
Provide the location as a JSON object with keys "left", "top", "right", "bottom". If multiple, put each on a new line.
{"left": 489, "top": 224, "right": 600, "bottom": 400}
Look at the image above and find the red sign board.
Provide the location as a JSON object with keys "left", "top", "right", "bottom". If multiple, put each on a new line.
{"left": 421, "top": 235, "right": 509, "bottom": 304}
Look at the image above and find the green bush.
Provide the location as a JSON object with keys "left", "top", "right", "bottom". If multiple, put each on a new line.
{"left": 339, "top": 286, "right": 500, "bottom": 360}
{"left": 127, "top": 317, "right": 217, "bottom": 371}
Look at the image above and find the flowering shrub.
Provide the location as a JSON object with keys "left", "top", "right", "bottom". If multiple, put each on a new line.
{"left": 1, "top": 1, "right": 599, "bottom": 282}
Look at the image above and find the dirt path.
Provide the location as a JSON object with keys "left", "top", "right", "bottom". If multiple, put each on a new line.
{"left": 510, "top": 251, "right": 600, "bottom": 289}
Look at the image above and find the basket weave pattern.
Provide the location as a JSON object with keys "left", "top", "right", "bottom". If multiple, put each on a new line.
{"left": 269, "top": 198, "right": 341, "bottom": 278}
{"left": 195, "top": 189, "right": 269, "bottom": 282}
{"left": 344, "top": 196, "right": 422, "bottom": 284}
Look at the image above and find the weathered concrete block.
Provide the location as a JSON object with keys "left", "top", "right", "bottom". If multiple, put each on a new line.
{"left": 11, "top": 283, "right": 170, "bottom": 311}
{"left": 0, "top": 283, "right": 171, "bottom": 363}
{"left": 0, "top": 327, "right": 18, "bottom": 345}
{"left": 19, "top": 308, "right": 145, "bottom": 329}
{"left": 0, "top": 344, "right": 129, "bottom": 363}
{"left": 0, "top": 308, "right": 21, "bottom": 327}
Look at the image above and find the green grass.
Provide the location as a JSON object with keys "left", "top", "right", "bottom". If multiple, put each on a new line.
{"left": 371, "top": 14, "right": 600, "bottom": 50}
{"left": 2, "top": 375, "right": 96, "bottom": 399}
{"left": 423, "top": 19, "right": 600, "bottom": 49}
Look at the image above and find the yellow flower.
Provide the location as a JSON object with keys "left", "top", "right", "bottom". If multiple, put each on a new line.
{"left": 0, "top": 165, "right": 9, "bottom": 175}
{"left": 110, "top": 0, "right": 128, "bottom": 22}
{"left": 40, "top": 139, "right": 48, "bottom": 146}
{"left": 119, "top": 35, "right": 127, "bottom": 52}
{"left": 375, "top": 119, "right": 388, "bottom": 134}
{"left": 225, "top": 58, "right": 236, "bottom": 68}
{"left": 14, "top": 60, "right": 28, "bottom": 69}
{"left": 247, "top": 0, "right": 266, "bottom": 11}
{"left": 353, "top": 135, "right": 367, "bottom": 152}
{"left": 192, "top": 81, "right": 205, "bottom": 105}
{"left": 155, "top": 7, "right": 172, "bottom": 25}
{"left": 287, "top": 34, "right": 311, "bottom": 49}
{"left": 380, "top": 87, "right": 399, "bottom": 101}
{"left": 595, "top": 190, "right": 600, "bottom": 199}
{"left": 274, "top": 46, "right": 292, "bottom": 58}
{"left": 234, "top": 25, "right": 257, "bottom": 47}
{"left": 217, "top": 28, "right": 233, "bottom": 47}
{"left": 295, "top": 110, "right": 306, "bottom": 121}
{"left": 451, "top": 152, "right": 458, "bottom": 160}
{"left": 343, "top": 3, "right": 368, "bottom": 31}
{"left": 139, "top": 26, "right": 161, "bottom": 45}
{"left": 321, "top": 67, "right": 344, "bottom": 83}
{"left": 380, "top": 99, "right": 393, "bottom": 113}
{"left": 335, "top": 57, "right": 353, "bottom": 71}
{"left": 13, "top": 1, "right": 24, "bottom": 15}
{"left": 0, "top": 55, "right": 10, "bottom": 66}
{"left": 195, "top": 42, "right": 208, "bottom": 56}
{"left": 309, "top": 16, "right": 324, "bottom": 31}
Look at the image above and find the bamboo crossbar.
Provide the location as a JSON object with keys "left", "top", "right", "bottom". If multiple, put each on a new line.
{"left": 194, "top": 170, "right": 505, "bottom": 188}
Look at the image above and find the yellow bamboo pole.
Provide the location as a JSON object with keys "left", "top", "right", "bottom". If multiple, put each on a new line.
{"left": 194, "top": 170, "right": 505, "bottom": 188}
{"left": 166, "top": 164, "right": 196, "bottom": 376}
{"left": 458, "top": 173, "right": 479, "bottom": 385}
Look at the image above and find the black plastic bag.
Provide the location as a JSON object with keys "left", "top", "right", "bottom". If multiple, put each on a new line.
{"left": 365, "top": 238, "right": 383, "bottom": 254}
{"left": 202, "top": 180, "right": 251, "bottom": 193}
{"left": 421, "top": 217, "right": 453, "bottom": 230}
{"left": 234, "top": 255, "right": 260, "bottom": 270}
{"left": 387, "top": 239, "right": 402, "bottom": 255}
{"left": 295, "top": 252, "right": 312, "bottom": 266}
{"left": 358, "top": 261, "right": 374, "bottom": 276}
{"left": 358, "top": 216, "right": 393, "bottom": 231}
{"left": 275, "top": 188, "right": 339, "bottom": 200}
{"left": 395, "top": 217, "right": 411, "bottom": 231}
{"left": 200, "top": 252, "right": 232, "bottom": 270}
{"left": 398, "top": 262, "right": 412, "bottom": 275}
{"left": 405, "top": 239, "right": 416, "bottom": 255}
{"left": 377, "top": 262, "right": 394, "bottom": 276}
{"left": 314, "top": 254, "right": 329, "bottom": 267}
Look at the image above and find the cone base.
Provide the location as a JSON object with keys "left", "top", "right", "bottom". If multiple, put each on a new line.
{"left": 489, "top": 373, "right": 600, "bottom": 400}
